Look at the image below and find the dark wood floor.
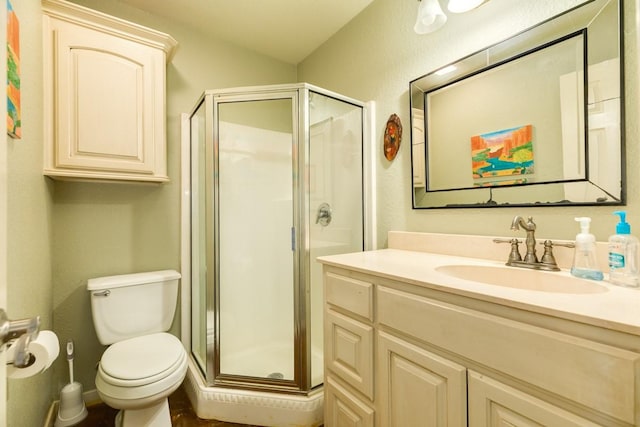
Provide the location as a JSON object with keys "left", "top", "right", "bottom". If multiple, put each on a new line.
{"left": 76, "top": 385, "right": 261, "bottom": 427}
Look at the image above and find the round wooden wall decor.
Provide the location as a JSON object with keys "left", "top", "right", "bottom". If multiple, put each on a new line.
{"left": 383, "top": 114, "right": 402, "bottom": 161}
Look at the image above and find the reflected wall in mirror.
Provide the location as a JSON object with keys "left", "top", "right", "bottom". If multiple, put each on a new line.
{"left": 410, "top": 0, "right": 623, "bottom": 209}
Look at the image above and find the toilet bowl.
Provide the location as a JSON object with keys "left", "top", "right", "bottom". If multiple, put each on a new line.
{"left": 87, "top": 270, "right": 185, "bottom": 427}
{"left": 96, "top": 333, "right": 187, "bottom": 426}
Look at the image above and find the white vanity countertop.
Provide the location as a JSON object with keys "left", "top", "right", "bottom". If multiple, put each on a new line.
{"left": 318, "top": 248, "right": 640, "bottom": 336}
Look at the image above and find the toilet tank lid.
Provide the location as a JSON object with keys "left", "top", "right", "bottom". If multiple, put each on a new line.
{"left": 87, "top": 270, "right": 181, "bottom": 291}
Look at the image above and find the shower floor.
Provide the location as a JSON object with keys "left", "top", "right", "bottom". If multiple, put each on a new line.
{"left": 219, "top": 344, "right": 324, "bottom": 385}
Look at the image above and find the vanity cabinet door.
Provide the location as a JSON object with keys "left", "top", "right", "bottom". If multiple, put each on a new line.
{"left": 325, "top": 308, "right": 374, "bottom": 400}
{"left": 325, "top": 375, "right": 375, "bottom": 427}
{"left": 468, "top": 371, "right": 601, "bottom": 427}
{"left": 377, "top": 331, "right": 467, "bottom": 427}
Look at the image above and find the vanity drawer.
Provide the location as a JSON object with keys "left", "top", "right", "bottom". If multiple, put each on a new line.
{"left": 377, "top": 285, "right": 640, "bottom": 425}
{"left": 325, "top": 271, "right": 374, "bottom": 321}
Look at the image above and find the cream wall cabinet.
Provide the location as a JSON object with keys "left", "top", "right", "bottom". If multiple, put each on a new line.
{"left": 322, "top": 264, "right": 640, "bottom": 427}
{"left": 42, "top": 0, "right": 177, "bottom": 182}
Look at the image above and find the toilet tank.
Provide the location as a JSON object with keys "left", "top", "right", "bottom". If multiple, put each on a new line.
{"left": 87, "top": 270, "right": 181, "bottom": 345}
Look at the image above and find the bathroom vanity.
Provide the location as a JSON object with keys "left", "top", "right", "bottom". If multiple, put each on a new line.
{"left": 320, "top": 232, "right": 640, "bottom": 427}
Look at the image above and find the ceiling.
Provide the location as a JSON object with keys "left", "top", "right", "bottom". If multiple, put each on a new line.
{"left": 117, "top": 0, "right": 375, "bottom": 64}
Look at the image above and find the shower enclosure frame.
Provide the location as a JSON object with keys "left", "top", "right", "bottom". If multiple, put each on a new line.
{"left": 180, "top": 83, "right": 376, "bottom": 400}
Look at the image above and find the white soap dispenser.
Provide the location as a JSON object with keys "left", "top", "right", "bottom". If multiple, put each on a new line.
{"left": 608, "top": 211, "right": 639, "bottom": 287}
{"left": 571, "top": 217, "right": 603, "bottom": 280}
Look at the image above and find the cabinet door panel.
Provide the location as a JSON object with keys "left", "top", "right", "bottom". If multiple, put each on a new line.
{"left": 326, "top": 376, "right": 374, "bottom": 427}
{"left": 325, "top": 309, "right": 374, "bottom": 399}
{"left": 378, "top": 332, "right": 466, "bottom": 427}
{"left": 54, "top": 22, "right": 158, "bottom": 174}
{"left": 73, "top": 50, "right": 141, "bottom": 158}
{"left": 468, "top": 371, "right": 600, "bottom": 427}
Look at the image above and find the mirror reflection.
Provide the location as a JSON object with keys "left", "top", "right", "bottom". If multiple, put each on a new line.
{"left": 410, "top": 0, "right": 623, "bottom": 208}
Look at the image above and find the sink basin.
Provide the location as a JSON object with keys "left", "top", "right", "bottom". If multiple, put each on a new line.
{"left": 435, "top": 264, "right": 608, "bottom": 294}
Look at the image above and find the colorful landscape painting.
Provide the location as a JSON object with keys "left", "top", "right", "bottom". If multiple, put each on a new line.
{"left": 471, "top": 124, "right": 533, "bottom": 182}
{"left": 7, "top": 0, "right": 20, "bottom": 139}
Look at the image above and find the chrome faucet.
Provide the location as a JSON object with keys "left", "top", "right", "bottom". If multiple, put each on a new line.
{"left": 494, "top": 216, "right": 573, "bottom": 272}
{"left": 510, "top": 216, "right": 538, "bottom": 263}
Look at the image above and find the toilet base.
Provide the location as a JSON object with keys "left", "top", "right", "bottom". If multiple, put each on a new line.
{"left": 114, "top": 398, "right": 171, "bottom": 427}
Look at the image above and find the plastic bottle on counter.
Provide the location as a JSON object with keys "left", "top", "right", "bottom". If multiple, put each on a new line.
{"left": 608, "top": 211, "right": 639, "bottom": 287}
{"left": 570, "top": 217, "right": 603, "bottom": 281}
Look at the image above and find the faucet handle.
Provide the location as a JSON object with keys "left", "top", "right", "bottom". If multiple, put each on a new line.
{"left": 539, "top": 239, "right": 572, "bottom": 271}
{"left": 545, "top": 240, "right": 575, "bottom": 249}
{"left": 494, "top": 238, "right": 521, "bottom": 243}
{"left": 493, "top": 238, "right": 522, "bottom": 263}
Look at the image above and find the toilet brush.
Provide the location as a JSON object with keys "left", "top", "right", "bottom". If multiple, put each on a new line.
{"left": 55, "top": 340, "right": 88, "bottom": 427}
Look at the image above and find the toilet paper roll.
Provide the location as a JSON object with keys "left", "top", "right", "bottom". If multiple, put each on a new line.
{"left": 7, "top": 330, "right": 60, "bottom": 379}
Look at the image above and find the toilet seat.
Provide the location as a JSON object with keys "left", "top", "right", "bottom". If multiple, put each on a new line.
{"left": 99, "top": 333, "right": 184, "bottom": 387}
{"left": 96, "top": 332, "right": 188, "bottom": 407}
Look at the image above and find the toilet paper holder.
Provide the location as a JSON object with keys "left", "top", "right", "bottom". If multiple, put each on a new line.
{"left": 0, "top": 308, "right": 40, "bottom": 367}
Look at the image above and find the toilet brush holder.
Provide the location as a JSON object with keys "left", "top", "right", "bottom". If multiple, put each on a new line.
{"left": 55, "top": 382, "right": 88, "bottom": 427}
{"left": 56, "top": 339, "right": 87, "bottom": 427}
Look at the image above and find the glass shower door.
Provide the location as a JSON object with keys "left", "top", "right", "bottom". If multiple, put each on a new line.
{"left": 216, "top": 96, "right": 297, "bottom": 383}
{"left": 190, "top": 100, "right": 208, "bottom": 374}
{"left": 189, "top": 85, "right": 367, "bottom": 395}
{"left": 308, "top": 91, "right": 364, "bottom": 388}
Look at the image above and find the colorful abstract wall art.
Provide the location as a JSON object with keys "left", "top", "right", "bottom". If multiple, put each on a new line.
{"left": 471, "top": 124, "right": 533, "bottom": 183}
{"left": 7, "top": 0, "right": 20, "bottom": 139}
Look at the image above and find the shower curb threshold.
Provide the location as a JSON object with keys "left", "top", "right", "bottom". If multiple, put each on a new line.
{"left": 183, "top": 358, "right": 324, "bottom": 427}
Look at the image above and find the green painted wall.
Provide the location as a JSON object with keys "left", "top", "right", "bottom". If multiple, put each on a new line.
{"left": 298, "top": 0, "right": 638, "bottom": 245}
{"left": 6, "top": 1, "right": 53, "bottom": 426}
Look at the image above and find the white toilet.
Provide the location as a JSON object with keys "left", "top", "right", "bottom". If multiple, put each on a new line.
{"left": 87, "top": 270, "right": 187, "bottom": 427}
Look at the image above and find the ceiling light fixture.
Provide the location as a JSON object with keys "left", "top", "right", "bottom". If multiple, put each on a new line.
{"left": 415, "top": 0, "right": 489, "bottom": 35}
{"left": 447, "top": 0, "right": 488, "bottom": 14}
{"left": 414, "top": 0, "right": 447, "bottom": 35}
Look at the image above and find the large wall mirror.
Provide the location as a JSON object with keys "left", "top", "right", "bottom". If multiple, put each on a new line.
{"left": 410, "top": 0, "right": 623, "bottom": 209}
